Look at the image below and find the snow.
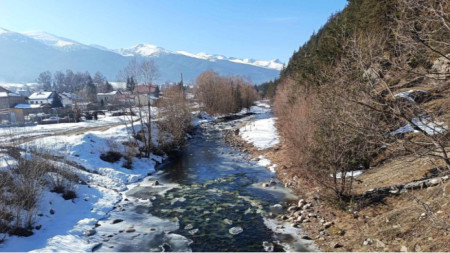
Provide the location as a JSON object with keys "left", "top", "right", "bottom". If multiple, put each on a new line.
{"left": 0, "top": 122, "right": 164, "bottom": 252}
{"left": 240, "top": 117, "right": 279, "bottom": 150}
{"left": 0, "top": 115, "right": 134, "bottom": 144}
{"left": 229, "top": 58, "right": 284, "bottom": 71}
{"left": 391, "top": 117, "right": 448, "bottom": 136}
{"left": 21, "top": 31, "right": 77, "bottom": 47}
{"left": 29, "top": 91, "right": 53, "bottom": 100}
{"left": 118, "top": 44, "right": 167, "bottom": 57}
{"left": 333, "top": 170, "right": 363, "bottom": 179}
{"left": 394, "top": 89, "right": 427, "bottom": 102}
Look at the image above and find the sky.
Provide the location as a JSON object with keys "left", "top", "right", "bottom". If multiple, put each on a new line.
{"left": 0, "top": 0, "right": 347, "bottom": 63}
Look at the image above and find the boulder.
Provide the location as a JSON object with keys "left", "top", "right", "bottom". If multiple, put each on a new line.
{"left": 324, "top": 221, "right": 333, "bottom": 229}
{"left": 84, "top": 229, "right": 96, "bottom": 236}
{"left": 125, "top": 227, "right": 136, "bottom": 233}
{"left": 229, "top": 226, "right": 243, "bottom": 235}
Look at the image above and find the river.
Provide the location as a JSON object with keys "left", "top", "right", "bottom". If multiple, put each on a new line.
{"left": 90, "top": 112, "right": 316, "bottom": 252}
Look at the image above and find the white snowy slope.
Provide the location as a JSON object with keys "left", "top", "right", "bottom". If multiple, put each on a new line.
{"left": 21, "top": 31, "right": 81, "bottom": 48}
{"left": 0, "top": 120, "right": 163, "bottom": 252}
{"left": 117, "top": 43, "right": 169, "bottom": 57}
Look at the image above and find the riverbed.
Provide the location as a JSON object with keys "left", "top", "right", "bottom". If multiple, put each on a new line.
{"left": 90, "top": 112, "right": 317, "bottom": 252}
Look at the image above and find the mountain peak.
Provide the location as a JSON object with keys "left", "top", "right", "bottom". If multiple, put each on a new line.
{"left": 118, "top": 43, "right": 167, "bottom": 57}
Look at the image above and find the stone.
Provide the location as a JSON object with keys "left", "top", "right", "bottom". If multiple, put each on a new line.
{"left": 301, "top": 235, "right": 312, "bottom": 240}
{"left": 302, "top": 203, "right": 312, "bottom": 210}
{"left": 152, "top": 180, "right": 160, "bottom": 186}
{"left": 324, "top": 221, "right": 333, "bottom": 229}
{"left": 296, "top": 216, "right": 304, "bottom": 223}
{"left": 332, "top": 243, "right": 344, "bottom": 248}
{"left": 298, "top": 199, "right": 305, "bottom": 206}
{"left": 125, "top": 227, "right": 136, "bottom": 233}
{"left": 320, "top": 219, "right": 326, "bottom": 224}
{"left": 269, "top": 179, "right": 277, "bottom": 185}
{"left": 400, "top": 246, "right": 408, "bottom": 252}
{"left": 112, "top": 219, "right": 123, "bottom": 224}
{"left": 49, "top": 209, "right": 55, "bottom": 215}
{"left": 308, "top": 213, "right": 316, "bottom": 218}
{"left": 262, "top": 241, "right": 274, "bottom": 252}
{"left": 229, "top": 226, "right": 243, "bottom": 235}
{"left": 84, "top": 229, "right": 96, "bottom": 236}
{"left": 262, "top": 183, "right": 269, "bottom": 187}
{"left": 363, "top": 238, "right": 373, "bottom": 246}
{"left": 91, "top": 243, "right": 102, "bottom": 252}
{"left": 287, "top": 205, "right": 298, "bottom": 212}
{"left": 414, "top": 244, "right": 422, "bottom": 252}
{"left": 184, "top": 224, "right": 194, "bottom": 230}
{"left": 188, "top": 229, "right": 199, "bottom": 235}
{"left": 271, "top": 204, "right": 283, "bottom": 213}
{"left": 293, "top": 211, "right": 302, "bottom": 217}
{"left": 374, "top": 239, "right": 386, "bottom": 248}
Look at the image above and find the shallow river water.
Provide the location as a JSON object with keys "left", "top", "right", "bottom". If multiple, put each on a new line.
{"left": 91, "top": 113, "right": 317, "bottom": 252}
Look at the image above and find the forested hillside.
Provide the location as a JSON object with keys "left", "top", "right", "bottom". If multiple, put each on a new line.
{"left": 270, "top": 0, "right": 449, "bottom": 251}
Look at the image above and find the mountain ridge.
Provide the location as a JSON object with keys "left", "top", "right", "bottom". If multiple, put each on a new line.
{"left": 0, "top": 28, "right": 282, "bottom": 83}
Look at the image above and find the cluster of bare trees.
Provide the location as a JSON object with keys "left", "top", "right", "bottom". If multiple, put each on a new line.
{"left": 119, "top": 58, "right": 159, "bottom": 158}
{"left": 194, "top": 70, "right": 259, "bottom": 115}
{"left": 275, "top": 0, "right": 449, "bottom": 199}
{"left": 156, "top": 85, "right": 192, "bottom": 149}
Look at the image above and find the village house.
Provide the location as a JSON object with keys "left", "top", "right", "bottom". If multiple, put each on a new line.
{"left": 0, "top": 86, "right": 27, "bottom": 109}
{"left": 134, "top": 85, "right": 160, "bottom": 97}
{"left": 97, "top": 90, "right": 122, "bottom": 105}
{"left": 28, "top": 91, "right": 56, "bottom": 105}
{"left": 60, "top": 92, "right": 77, "bottom": 108}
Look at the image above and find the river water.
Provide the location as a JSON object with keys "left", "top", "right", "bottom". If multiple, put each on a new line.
{"left": 91, "top": 113, "right": 317, "bottom": 252}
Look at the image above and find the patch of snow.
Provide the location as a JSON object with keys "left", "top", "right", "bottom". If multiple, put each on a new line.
{"left": 333, "top": 170, "right": 363, "bottom": 179}
{"left": 240, "top": 117, "right": 279, "bottom": 150}
{"left": 257, "top": 156, "right": 271, "bottom": 167}
{"left": 394, "top": 89, "right": 427, "bottom": 102}
{"left": 263, "top": 218, "right": 319, "bottom": 252}
{"left": 21, "top": 31, "right": 78, "bottom": 48}
{"left": 391, "top": 117, "right": 447, "bottom": 136}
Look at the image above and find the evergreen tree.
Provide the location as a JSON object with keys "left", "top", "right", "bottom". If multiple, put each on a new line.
{"left": 154, "top": 85, "right": 160, "bottom": 98}
{"left": 105, "top": 81, "right": 114, "bottom": 92}
{"left": 51, "top": 93, "right": 63, "bottom": 108}
{"left": 126, "top": 76, "right": 136, "bottom": 91}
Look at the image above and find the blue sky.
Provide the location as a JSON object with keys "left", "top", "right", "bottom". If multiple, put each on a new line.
{"left": 0, "top": 0, "right": 347, "bottom": 63}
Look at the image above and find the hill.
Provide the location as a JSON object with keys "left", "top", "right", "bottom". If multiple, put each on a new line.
{"left": 269, "top": 0, "right": 449, "bottom": 251}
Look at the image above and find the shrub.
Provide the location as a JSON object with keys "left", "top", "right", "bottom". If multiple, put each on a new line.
{"left": 100, "top": 151, "right": 122, "bottom": 163}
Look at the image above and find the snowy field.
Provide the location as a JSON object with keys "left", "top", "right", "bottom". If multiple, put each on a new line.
{"left": 0, "top": 114, "right": 136, "bottom": 144}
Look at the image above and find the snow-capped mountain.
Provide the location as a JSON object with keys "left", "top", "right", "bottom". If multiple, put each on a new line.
{"left": 21, "top": 31, "right": 81, "bottom": 48}
{"left": 0, "top": 28, "right": 282, "bottom": 84}
{"left": 120, "top": 43, "right": 284, "bottom": 71}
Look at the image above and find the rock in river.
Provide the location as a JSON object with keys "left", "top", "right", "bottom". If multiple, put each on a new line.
{"left": 229, "top": 226, "right": 243, "bottom": 235}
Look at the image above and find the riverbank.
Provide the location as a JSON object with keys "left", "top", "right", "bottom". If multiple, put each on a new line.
{"left": 227, "top": 103, "right": 450, "bottom": 252}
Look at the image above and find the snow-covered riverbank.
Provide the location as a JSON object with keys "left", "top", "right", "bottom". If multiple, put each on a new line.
{"left": 0, "top": 121, "right": 164, "bottom": 252}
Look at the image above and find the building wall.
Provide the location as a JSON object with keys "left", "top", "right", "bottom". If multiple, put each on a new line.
{"left": 0, "top": 98, "right": 9, "bottom": 109}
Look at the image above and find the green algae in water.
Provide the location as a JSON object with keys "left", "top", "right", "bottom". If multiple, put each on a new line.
{"left": 140, "top": 175, "right": 280, "bottom": 252}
